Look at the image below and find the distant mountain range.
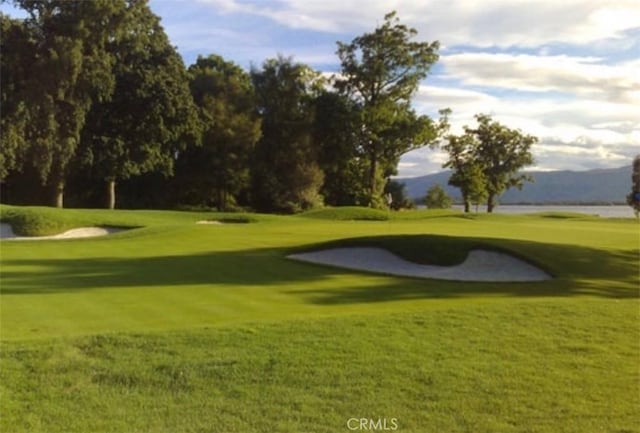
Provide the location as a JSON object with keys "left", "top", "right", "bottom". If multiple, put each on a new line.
{"left": 398, "top": 165, "right": 632, "bottom": 204}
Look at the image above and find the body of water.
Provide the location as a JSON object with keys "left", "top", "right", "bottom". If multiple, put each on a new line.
{"left": 453, "top": 205, "right": 635, "bottom": 218}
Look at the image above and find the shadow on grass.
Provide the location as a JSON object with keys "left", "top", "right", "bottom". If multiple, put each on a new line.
{"left": 1, "top": 235, "right": 638, "bottom": 301}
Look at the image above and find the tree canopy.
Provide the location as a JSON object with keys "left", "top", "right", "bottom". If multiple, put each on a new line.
{"left": 335, "top": 11, "right": 442, "bottom": 208}
{"left": 81, "top": 0, "right": 200, "bottom": 209}
{"left": 250, "top": 56, "right": 324, "bottom": 213}
{"left": 175, "top": 55, "right": 261, "bottom": 210}
{"left": 424, "top": 184, "right": 453, "bottom": 209}
{"left": 384, "top": 180, "right": 415, "bottom": 210}
{"left": 443, "top": 114, "right": 536, "bottom": 212}
{"left": 1, "top": 8, "right": 547, "bottom": 214}
{"left": 442, "top": 133, "right": 487, "bottom": 213}
{"left": 470, "top": 114, "right": 536, "bottom": 212}
{"left": 11, "top": 0, "right": 127, "bottom": 207}
{"left": 0, "top": 14, "right": 32, "bottom": 180}
{"left": 313, "top": 91, "right": 367, "bottom": 206}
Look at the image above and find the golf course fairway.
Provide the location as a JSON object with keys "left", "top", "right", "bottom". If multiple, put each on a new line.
{"left": 0, "top": 205, "right": 638, "bottom": 433}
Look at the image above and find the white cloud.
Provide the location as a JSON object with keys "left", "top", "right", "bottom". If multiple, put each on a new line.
{"left": 195, "top": 0, "right": 378, "bottom": 33}
{"left": 398, "top": 84, "right": 639, "bottom": 176}
{"left": 395, "top": 46, "right": 640, "bottom": 176}
{"left": 398, "top": 162, "right": 418, "bottom": 169}
{"left": 415, "top": 85, "right": 497, "bottom": 109}
{"left": 396, "top": 148, "right": 449, "bottom": 177}
{"left": 164, "top": 26, "right": 258, "bottom": 53}
{"left": 196, "top": 0, "right": 640, "bottom": 47}
{"left": 441, "top": 53, "right": 640, "bottom": 103}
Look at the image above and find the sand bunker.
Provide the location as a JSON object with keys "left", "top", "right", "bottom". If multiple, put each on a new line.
{"left": 288, "top": 247, "right": 551, "bottom": 282}
{"left": 0, "top": 222, "right": 125, "bottom": 240}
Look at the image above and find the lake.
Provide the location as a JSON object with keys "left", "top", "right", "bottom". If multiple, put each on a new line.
{"left": 452, "top": 205, "right": 636, "bottom": 218}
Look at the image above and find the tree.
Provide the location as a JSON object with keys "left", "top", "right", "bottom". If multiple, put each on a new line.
{"left": 442, "top": 115, "right": 535, "bottom": 213}
{"left": 0, "top": 15, "right": 33, "bottom": 181}
{"left": 80, "top": 0, "right": 200, "bottom": 209}
{"left": 11, "top": 0, "right": 126, "bottom": 207}
{"left": 424, "top": 184, "right": 452, "bottom": 209}
{"left": 627, "top": 155, "right": 640, "bottom": 218}
{"left": 250, "top": 56, "right": 324, "bottom": 213}
{"left": 313, "top": 91, "right": 368, "bottom": 206}
{"left": 442, "top": 133, "right": 487, "bottom": 212}
{"left": 385, "top": 180, "right": 415, "bottom": 210}
{"left": 334, "top": 11, "right": 442, "bottom": 208}
{"left": 174, "top": 55, "right": 261, "bottom": 210}
{"left": 467, "top": 114, "right": 536, "bottom": 212}
{"left": 465, "top": 164, "right": 489, "bottom": 213}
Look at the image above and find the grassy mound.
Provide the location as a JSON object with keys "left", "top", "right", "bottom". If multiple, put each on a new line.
{"left": 531, "top": 211, "right": 599, "bottom": 219}
{"left": 0, "top": 205, "right": 267, "bottom": 236}
{"left": 200, "top": 214, "right": 258, "bottom": 224}
{"left": 300, "top": 206, "right": 389, "bottom": 221}
{"left": 301, "top": 206, "right": 468, "bottom": 222}
{"left": 292, "top": 235, "right": 473, "bottom": 266}
{"left": 0, "top": 206, "right": 81, "bottom": 236}
{"left": 291, "top": 234, "right": 555, "bottom": 273}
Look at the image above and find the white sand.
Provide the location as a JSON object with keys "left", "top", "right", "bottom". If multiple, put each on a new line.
{"left": 0, "top": 222, "right": 125, "bottom": 240}
{"left": 196, "top": 220, "right": 222, "bottom": 225}
{"left": 288, "top": 247, "right": 551, "bottom": 282}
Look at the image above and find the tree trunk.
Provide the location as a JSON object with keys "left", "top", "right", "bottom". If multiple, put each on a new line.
{"left": 217, "top": 188, "right": 227, "bottom": 212}
{"left": 107, "top": 179, "right": 116, "bottom": 210}
{"left": 461, "top": 192, "right": 470, "bottom": 213}
{"left": 368, "top": 153, "right": 378, "bottom": 207}
{"left": 53, "top": 180, "right": 64, "bottom": 208}
{"left": 487, "top": 193, "right": 495, "bottom": 213}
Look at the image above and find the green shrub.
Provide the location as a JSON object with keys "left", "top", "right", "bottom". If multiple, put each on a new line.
{"left": 424, "top": 184, "right": 453, "bottom": 209}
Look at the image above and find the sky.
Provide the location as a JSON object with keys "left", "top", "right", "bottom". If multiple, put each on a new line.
{"left": 4, "top": 0, "right": 639, "bottom": 177}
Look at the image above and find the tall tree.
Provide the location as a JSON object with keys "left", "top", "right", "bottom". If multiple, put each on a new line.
{"left": 12, "top": 0, "right": 126, "bottom": 207}
{"left": 442, "top": 133, "right": 486, "bottom": 213}
{"left": 335, "top": 11, "right": 442, "bottom": 208}
{"left": 0, "top": 15, "right": 33, "bottom": 181}
{"left": 313, "top": 91, "right": 368, "bottom": 206}
{"left": 250, "top": 56, "right": 324, "bottom": 213}
{"left": 627, "top": 155, "right": 640, "bottom": 218}
{"left": 80, "top": 0, "right": 200, "bottom": 209}
{"left": 467, "top": 114, "right": 536, "bottom": 212}
{"left": 0, "top": 15, "right": 30, "bottom": 182}
{"left": 176, "top": 55, "right": 261, "bottom": 210}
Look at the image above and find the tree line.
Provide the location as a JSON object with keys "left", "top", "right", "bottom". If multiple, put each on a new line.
{"left": 1, "top": 1, "right": 537, "bottom": 213}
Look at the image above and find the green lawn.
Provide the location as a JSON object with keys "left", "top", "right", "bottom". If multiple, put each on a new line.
{"left": 1, "top": 205, "right": 638, "bottom": 432}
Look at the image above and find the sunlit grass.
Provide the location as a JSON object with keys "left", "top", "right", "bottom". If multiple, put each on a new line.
{"left": 0, "top": 205, "right": 638, "bottom": 432}
{"left": 1, "top": 302, "right": 637, "bottom": 433}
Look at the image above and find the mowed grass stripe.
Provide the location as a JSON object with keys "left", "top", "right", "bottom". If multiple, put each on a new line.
{"left": 1, "top": 206, "right": 638, "bottom": 340}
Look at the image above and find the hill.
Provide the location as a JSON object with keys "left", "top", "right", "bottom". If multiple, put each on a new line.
{"left": 398, "top": 165, "right": 631, "bottom": 204}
